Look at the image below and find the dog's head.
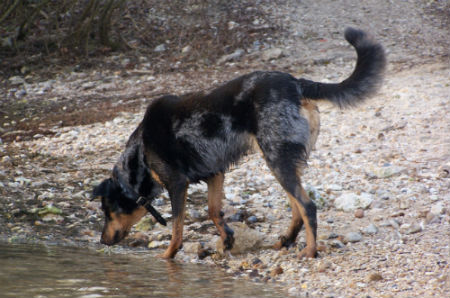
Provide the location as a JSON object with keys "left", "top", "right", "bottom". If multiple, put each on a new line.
{"left": 92, "top": 164, "right": 163, "bottom": 245}
{"left": 92, "top": 176, "right": 147, "bottom": 245}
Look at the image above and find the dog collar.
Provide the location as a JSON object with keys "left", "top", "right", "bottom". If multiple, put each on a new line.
{"left": 136, "top": 197, "right": 167, "bottom": 226}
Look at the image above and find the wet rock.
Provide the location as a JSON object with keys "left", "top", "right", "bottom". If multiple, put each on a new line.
{"left": 135, "top": 217, "right": 155, "bottom": 232}
{"left": 270, "top": 265, "right": 284, "bottom": 277}
{"left": 128, "top": 232, "right": 149, "bottom": 247}
{"left": 183, "top": 242, "right": 202, "bottom": 254}
{"left": 216, "top": 222, "right": 264, "bottom": 254}
{"left": 247, "top": 215, "right": 258, "bottom": 224}
{"left": 334, "top": 192, "right": 373, "bottom": 211}
{"left": 148, "top": 240, "right": 168, "bottom": 249}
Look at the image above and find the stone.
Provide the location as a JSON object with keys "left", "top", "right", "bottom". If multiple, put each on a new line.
{"left": 261, "top": 48, "right": 284, "bottom": 61}
{"left": 135, "top": 217, "right": 154, "bottom": 232}
{"left": 354, "top": 209, "right": 364, "bottom": 218}
{"left": 368, "top": 165, "right": 407, "bottom": 179}
{"left": 305, "top": 184, "right": 327, "bottom": 209}
{"left": 368, "top": 272, "right": 383, "bottom": 281}
{"left": 399, "top": 223, "right": 423, "bottom": 234}
{"left": 270, "top": 265, "right": 284, "bottom": 277}
{"left": 154, "top": 44, "right": 166, "bottom": 52}
{"left": 181, "top": 45, "right": 192, "bottom": 54}
{"left": 217, "top": 49, "right": 245, "bottom": 64}
{"left": 247, "top": 215, "right": 258, "bottom": 224}
{"left": 344, "top": 232, "right": 363, "bottom": 243}
{"left": 334, "top": 192, "right": 373, "bottom": 211}
{"left": 148, "top": 240, "right": 168, "bottom": 249}
{"left": 430, "top": 202, "right": 444, "bottom": 216}
{"left": 216, "top": 222, "right": 264, "bottom": 254}
{"left": 362, "top": 223, "right": 378, "bottom": 235}
{"left": 9, "top": 76, "right": 25, "bottom": 85}
{"left": 183, "top": 242, "right": 202, "bottom": 254}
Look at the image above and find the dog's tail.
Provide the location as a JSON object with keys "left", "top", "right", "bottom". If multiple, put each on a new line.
{"left": 298, "top": 27, "right": 386, "bottom": 107}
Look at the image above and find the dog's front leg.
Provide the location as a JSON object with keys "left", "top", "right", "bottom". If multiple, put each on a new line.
{"left": 161, "top": 180, "right": 188, "bottom": 259}
{"left": 207, "top": 173, "right": 234, "bottom": 250}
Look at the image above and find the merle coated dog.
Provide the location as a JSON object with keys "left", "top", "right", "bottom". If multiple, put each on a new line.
{"left": 92, "top": 28, "right": 385, "bottom": 259}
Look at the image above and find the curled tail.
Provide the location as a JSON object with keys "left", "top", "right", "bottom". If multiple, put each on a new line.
{"left": 298, "top": 27, "right": 386, "bottom": 107}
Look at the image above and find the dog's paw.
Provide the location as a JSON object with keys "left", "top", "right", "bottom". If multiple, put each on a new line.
{"left": 297, "top": 247, "right": 317, "bottom": 259}
{"left": 223, "top": 234, "right": 235, "bottom": 250}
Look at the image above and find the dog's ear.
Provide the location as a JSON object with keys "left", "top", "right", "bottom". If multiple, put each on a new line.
{"left": 91, "top": 178, "right": 112, "bottom": 201}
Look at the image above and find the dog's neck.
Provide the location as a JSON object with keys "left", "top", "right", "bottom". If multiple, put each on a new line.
{"left": 113, "top": 124, "right": 158, "bottom": 200}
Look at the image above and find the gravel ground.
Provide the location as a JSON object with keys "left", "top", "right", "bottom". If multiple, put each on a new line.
{"left": 1, "top": 0, "right": 449, "bottom": 297}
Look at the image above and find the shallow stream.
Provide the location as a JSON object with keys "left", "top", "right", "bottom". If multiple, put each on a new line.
{"left": 0, "top": 243, "right": 282, "bottom": 298}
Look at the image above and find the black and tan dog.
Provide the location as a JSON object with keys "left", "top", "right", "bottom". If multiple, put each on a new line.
{"left": 92, "top": 28, "right": 385, "bottom": 259}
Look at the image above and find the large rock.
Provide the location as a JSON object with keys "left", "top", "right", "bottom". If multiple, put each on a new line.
{"left": 334, "top": 192, "right": 373, "bottom": 212}
{"left": 216, "top": 222, "right": 264, "bottom": 254}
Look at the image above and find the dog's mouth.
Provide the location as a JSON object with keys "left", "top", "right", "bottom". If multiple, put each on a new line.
{"left": 100, "top": 229, "right": 128, "bottom": 246}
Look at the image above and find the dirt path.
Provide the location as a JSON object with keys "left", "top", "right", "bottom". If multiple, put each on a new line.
{"left": 1, "top": 0, "right": 449, "bottom": 297}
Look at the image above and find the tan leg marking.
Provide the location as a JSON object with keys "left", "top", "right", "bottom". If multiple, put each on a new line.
{"left": 161, "top": 190, "right": 187, "bottom": 259}
{"left": 207, "top": 173, "right": 233, "bottom": 248}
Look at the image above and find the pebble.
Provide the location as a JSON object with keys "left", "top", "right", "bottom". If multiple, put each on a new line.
{"left": 261, "top": 48, "right": 284, "bottom": 61}
{"left": 400, "top": 222, "right": 423, "bottom": 234}
{"left": 429, "top": 202, "right": 444, "bottom": 216}
{"left": 368, "top": 272, "right": 383, "bottom": 281}
{"left": 335, "top": 192, "right": 373, "bottom": 211}
{"left": 270, "top": 265, "right": 284, "bottom": 277}
{"left": 217, "top": 49, "right": 245, "bottom": 64}
{"left": 247, "top": 215, "right": 258, "bottom": 224}
{"left": 344, "top": 232, "right": 363, "bottom": 243}
{"left": 362, "top": 223, "right": 378, "bottom": 235}
{"left": 354, "top": 209, "right": 364, "bottom": 218}
{"left": 183, "top": 242, "right": 202, "bottom": 254}
{"left": 154, "top": 44, "right": 166, "bottom": 52}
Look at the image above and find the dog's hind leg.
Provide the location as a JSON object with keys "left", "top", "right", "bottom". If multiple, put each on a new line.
{"left": 257, "top": 136, "right": 317, "bottom": 258}
{"left": 207, "top": 173, "right": 234, "bottom": 250}
{"left": 161, "top": 179, "right": 189, "bottom": 259}
{"left": 273, "top": 193, "right": 304, "bottom": 250}
{"left": 272, "top": 165, "right": 317, "bottom": 258}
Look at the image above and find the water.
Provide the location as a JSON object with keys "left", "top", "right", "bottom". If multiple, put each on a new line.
{"left": 0, "top": 243, "right": 282, "bottom": 298}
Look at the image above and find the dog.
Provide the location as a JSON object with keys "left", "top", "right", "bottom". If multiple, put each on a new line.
{"left": 92, "top": 28, "right": 385, "bottom": 259}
